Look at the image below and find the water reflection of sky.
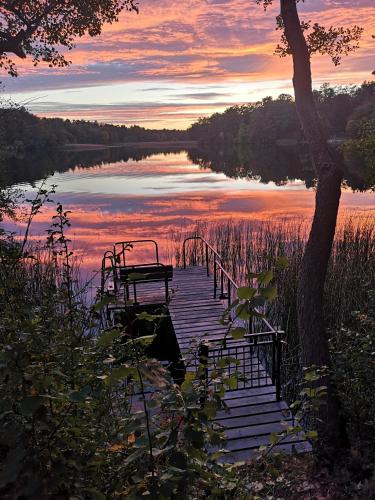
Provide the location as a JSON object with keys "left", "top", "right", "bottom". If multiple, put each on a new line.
{"left": 39, "top": 152, "right": 307, "bottom": 196}
{"left": 11, "top": 151, "right": 375, "bottom": 276}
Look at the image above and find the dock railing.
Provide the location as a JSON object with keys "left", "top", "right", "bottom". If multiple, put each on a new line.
{"left": 183, "top": 235, "right": 282, "bottom": 400}
{"left": 101, "top": 240, "right": 171, "bottom": 305}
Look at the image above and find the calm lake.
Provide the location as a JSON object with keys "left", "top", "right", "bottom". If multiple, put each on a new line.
{"left": 7, "top": 146, "right": 375, "bottom": 277}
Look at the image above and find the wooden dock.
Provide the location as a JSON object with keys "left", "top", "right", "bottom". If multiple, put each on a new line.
{"left": 169, "top": 266, "right": 310, "bottom": 462}
{"left": 101, "top": 238, "right": 311, "bottom": 463}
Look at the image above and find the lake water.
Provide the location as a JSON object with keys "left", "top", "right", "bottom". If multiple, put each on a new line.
{"left": 9, "top": 147, "right": 375, "bottom": 277}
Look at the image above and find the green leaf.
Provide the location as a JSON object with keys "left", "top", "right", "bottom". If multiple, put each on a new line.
{"left": 137, "top": 311, "right": 165, "bottom": 322}
{"left": 252, "top": 296, "right": 266, "bottom": 307}
{"left": 181, "top": 371, "right": 195, "bottom": 392}
{"left": 260, "top": 285, "right": 278, "bottom": 301}
{"left": 68, "top": 386, "right": 91, "bottom": 402}
{"left": 106, "top": 365, "right": 134, "bottom": 386}
{"left": 289, "top": 400, "right": 302, "bottom": 410}
{"left": 300, "top": 387, "right": 316, "bottom": 398}
{"left": 257, "top": 270, "right": 273, "bottom": 286}
{"left": 217, "top": 357, "right": 230, "bottom": 368}
{"left": 237, "top": 287, "right": 256, "bottom": 300}
{"left": 97, "top": 328, "right": 121, "bottom": 348}
{"left": 226, "top": 376, "right": 237, "bottom": 390}
{"left": 246, "top": 272, "right": 260, "bottom": 279}
{"left": 236, "top": 305, "right": 250, "bottom": 320}
{"left": 306, "top": 430, "right": 318, "bottom": 440}
{"left": 269, "top": 432, "right": 280, "bottom": 445}
{"left": 275, "top": 256, "right": 288, "bottom": 269}
{"left": 127, "top": 335, "right": 156, "bottom": 348}
{"left": 231, "top": 327, "right": 246, "bottom": 340}
{"left": 135, "top": 335, "right": 156, "bottom": 346}
{"left": 203, "top": 401, "right": 218, "bottom": 419}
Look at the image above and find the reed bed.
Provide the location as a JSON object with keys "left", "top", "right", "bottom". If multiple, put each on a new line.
{"left": 170, "top": 215, "right": 375, "bottom": 401}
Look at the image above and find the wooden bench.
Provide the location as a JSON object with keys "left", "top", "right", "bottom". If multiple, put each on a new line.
{"left": 118, "top": 263, "right": 173, "bottom": 305}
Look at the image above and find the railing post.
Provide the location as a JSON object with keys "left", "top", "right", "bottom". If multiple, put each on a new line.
{"left": 213, "top": 259, "right": 217, "bottom": 298}
{"left": 183, "top": 241, "right": 186, "bottom": 269}
{"left": 100, "top": 259, "right": 105, "bottom": 296}
{"left": 113, "top": 260, "right": 118, "bottom": 296}
{"left": 165, "top": 274, "right": 169, "bottom": 303}
{"left": 227, "top": 278, "right": 231, "bottom": 309}
{"left": 133, "top": 280, "right": 138, "bottom": 305}
{"left": 275, "top": 333, "right": 281, "bottom": 402}
{"left": 205, "top": 243, "right": 209, "bottom": 277}
{"left": 122, "top": 242, "right": 126, "bottom": 266}
{"left": 220, "top": 268, "right": 224, "bottom": 299}
{"left": 271, "top": 332, "right": 276, "bottom": 385}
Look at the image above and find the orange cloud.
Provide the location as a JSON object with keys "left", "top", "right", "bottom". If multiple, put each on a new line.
{"left": 3, "top": 0, "right": 375, "bottom": 128}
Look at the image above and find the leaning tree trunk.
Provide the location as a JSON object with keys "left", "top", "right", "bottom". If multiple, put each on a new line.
{"left": 280, "top": 0, "right": 349, "bottom": 453}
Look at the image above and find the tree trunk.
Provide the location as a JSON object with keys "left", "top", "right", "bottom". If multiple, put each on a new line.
{"left": 280, "top": 0, "right": 349, "bottom": 452}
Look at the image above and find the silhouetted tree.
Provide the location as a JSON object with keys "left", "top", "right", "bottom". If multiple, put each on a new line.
{"left": 257, "top": 0, "right": 364, "bottom": 454}
{"left": 0, "top": 0, "right": 138, "bottom": 76}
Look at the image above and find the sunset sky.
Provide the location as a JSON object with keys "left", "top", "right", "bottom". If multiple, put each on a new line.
{"left": 2, "top": 0, "right": 375, "bottom": 129}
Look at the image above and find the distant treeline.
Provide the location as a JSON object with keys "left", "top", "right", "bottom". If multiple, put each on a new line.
{"left": 0, "top": 104, "right": 186, "bottom": 160}
{"left": 1, "top": 81, "right": 374, "bottom": 161}
{"left": 187, "top": 81, "right": 375, "bottom": 146}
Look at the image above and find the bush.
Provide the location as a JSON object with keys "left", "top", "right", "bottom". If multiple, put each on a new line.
{"left": 330, "top": 288, "right": 375, "bottom": 449}
{"left": 0, "top": 200, "right": 241, "bottom": 498}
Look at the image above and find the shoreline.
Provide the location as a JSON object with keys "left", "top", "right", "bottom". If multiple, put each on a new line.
{"left": 60, "top": 140, "right": 198, "bottom": 152}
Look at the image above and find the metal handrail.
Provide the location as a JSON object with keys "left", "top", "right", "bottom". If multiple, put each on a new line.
{"left": 101, "top": 250, "right": 116, "bottom": 295}
{"left": 114, "top": 239, "right": 159, "bottom": 267}
{"left": 204, "top": 334, "right": 282, "bottom": 400}
{"left": 182, "top": 236, "right": 221, "bottom": 277}
{"left": 182, "top": 235, "right": 276, "bottom": 334}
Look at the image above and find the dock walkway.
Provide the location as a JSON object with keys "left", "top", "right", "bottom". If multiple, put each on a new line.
{"left": 169, "top": 265, "right": 310, "bottom": 462}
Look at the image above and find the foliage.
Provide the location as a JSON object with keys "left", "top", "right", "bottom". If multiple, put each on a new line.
{"left": 343, "top": 119, "right": 375, "bottom": 190}
{"left": 222, "top": 260, "right": 285, "bottom": 346}
{"left": 261, "top": 366, "right": 327, "bottom": 455}
{"left": 0, "top": 0, "right": 138, "bottom": 76}
{"left": 0, "top": 100, "right": 187, "bottom": 165}
{"left": 188, "top": 81, "right": 375, "bottom": 147}
{"left": 330, "top": 288, "right": 375, "bottom": 448}
{"left": 0, "top": 193, "right": 246, "bottom": 498}
{"left": 256, "top": 0, "right": 362, "bottom": 66}
{"left": 275, "top": 16, "right": 363, "bottom": 66}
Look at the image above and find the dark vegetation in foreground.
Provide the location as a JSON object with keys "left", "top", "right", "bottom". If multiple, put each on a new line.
{"left": 0, "top": 190, "right": 374, "bottom": 498}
